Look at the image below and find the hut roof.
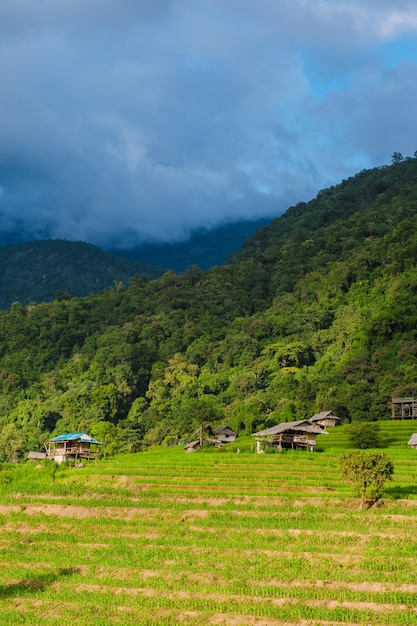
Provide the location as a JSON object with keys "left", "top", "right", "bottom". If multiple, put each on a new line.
{"left": 252, "top": 420, "right": 326, "bottom": 437}
{"left": 28, "top": 451, "right": 47, "bottom": 460}
{"left": 407, "top": 433, "right": 417, "bottom": 446}
{"left": 184, "top": 440, "right": 200, "bottom": 450}
{"left": 214, "top": 425, "right": 237, "bottom": 435}
{"left": 45, "top": 432, "right": 103, "bottom": 445}
{"left": 309, "top": 411, "right": 340, "bottom": 423}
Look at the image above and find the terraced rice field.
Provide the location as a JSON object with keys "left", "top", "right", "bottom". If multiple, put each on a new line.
{"left": 1, "top": 421, "right": 417, "bottom": 625}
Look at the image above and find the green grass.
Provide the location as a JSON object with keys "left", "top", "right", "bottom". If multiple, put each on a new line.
{"left": 0, "top": 422, "right": 417, "bottom": 624}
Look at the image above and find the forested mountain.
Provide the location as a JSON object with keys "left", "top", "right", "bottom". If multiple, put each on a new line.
{"left": 0, "top": 219, "right": 269, "bottom": 310}
{"left": 0, "top": 240, "right": 162, "bottom": 310}
{"left": 1, "top": 158, "right": 417, "bottom": 460}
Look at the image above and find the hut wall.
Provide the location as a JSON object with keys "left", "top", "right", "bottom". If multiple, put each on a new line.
{"left": 391, "top": 397, "right": 417, "bottom": 419}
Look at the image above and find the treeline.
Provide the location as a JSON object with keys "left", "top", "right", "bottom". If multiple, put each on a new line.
{"left": 1, "top": 157, "right": 417, "bottom": 460}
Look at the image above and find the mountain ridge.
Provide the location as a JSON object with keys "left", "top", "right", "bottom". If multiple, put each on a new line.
{"left": 112, "top": 217, "right": 270, "bottom": 272}
{"left": 0, "top": 218, "right": 271, "bottom": 310}
{"left": 0, "top": 239, "right": 162, "bottom": 310}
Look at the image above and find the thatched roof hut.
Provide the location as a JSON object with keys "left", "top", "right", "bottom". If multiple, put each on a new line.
{"left": 213, "top": 425, "right": 237, "bottom": 444}
{"left": 184, "top": 425, "right": 238, "bottom": 452}
{"left": 309, "top": 411, "right": 340, "bottom": 427}
{"left": 253, "top": 419, "right": 327, "bottom": 452}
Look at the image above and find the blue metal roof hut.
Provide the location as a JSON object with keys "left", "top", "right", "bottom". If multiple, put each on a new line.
{"left": 44, "top": 432, "right": 103, "bottom": 463}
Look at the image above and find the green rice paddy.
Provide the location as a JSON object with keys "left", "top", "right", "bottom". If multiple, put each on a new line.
{"left": 1, "top": 421, "right": 417, "bottom": 625}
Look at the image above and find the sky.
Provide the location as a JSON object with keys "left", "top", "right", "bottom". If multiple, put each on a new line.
{"left": 1, "top": 0, "right": 417, "bottom": 249}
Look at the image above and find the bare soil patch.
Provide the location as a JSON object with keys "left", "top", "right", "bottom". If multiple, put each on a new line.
{"left": 0, "top": 505, "right": 22, "bottom": 514}
{"left": 3, "top": 521, "right": 51, "bottom": 534}
{"left": 209, "top": 616, "right": 362, "bottom": 626}
{"left": 9, "top": 503, "right": 157, "bottom": 520}
{"left": 256, "top": 578, "right": 417, "bottom": 594}
{"left": 51, "top": 581, "right": 415, "bottom": 615}
{"left": 180, "top": 509, "right": 210, "bottom": 520}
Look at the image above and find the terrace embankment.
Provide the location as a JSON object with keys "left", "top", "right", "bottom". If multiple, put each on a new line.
{"left": 1, "top": 423, "right": 417, "bottom": 624}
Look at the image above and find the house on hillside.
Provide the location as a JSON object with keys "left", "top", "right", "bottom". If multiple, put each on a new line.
{"left": 44, "top": 432, "right": 103, "bottom": 463}
{"left": 213, "top": 425, "right": 237, "bottom": 444}
{"left": 184, "top": 425, "right": 237, "bottom": 452}
{"left": 407, "top": 434, "right": 417, "bottom": 449}
{"left": 391, "top": 397, "right": 417, "bottom": 419}
{"left": 253, "top": 420, "right": 327, "bottom": 453}
{"left": 309, "top": 411, "right": 340, "bottom": 428}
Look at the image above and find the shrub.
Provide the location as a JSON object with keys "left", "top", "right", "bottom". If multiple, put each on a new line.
{"left": 346, "top": 422, "right": 380, "bottom": 449}
{"left": 340, "top": 449, "right": 394, "bottom": 508}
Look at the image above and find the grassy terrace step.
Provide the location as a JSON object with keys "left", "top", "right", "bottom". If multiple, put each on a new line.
{"left": 1, "top": 422, "right": 417, "bottom": 624}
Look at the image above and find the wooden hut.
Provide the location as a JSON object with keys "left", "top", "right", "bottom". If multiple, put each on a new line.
{"left": 407, "top": 434, "right": 417, "bottom": 449}
{"left": 391, "top": 397, "right": 417, "bottom": 419}
{"left": 184, "top": 425, "right": 238, "bottom": 452}
{"left": 253, "top": 420, "right": 327, "bottom": 452}
{"left": 184, "top": 440, "right": 200, "bottom": 453}
{"left": 309, "top": 411, "right": 340, "bottom": 428}
{"left": 44, "top": 432, "right": 103, "bottom": 463}
{"left": 213, "top": 425, "right": 237, "bottom": 444}
{"left": 28, "top": 451, "right": 47, "bottom": 461}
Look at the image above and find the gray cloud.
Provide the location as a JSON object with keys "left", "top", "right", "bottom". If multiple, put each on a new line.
{"left": 0, "top": 1, "right": 417, "bottom": 248}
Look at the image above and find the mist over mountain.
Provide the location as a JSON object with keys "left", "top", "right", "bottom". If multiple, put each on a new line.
{"left": 1, "top": 3, "right": 417, "bottom": 256}
{"left": 0, "top": 218, "right": 270, "bottom": 310}
{"left": 112, "top": 218, "right": 269, "bottom": 273}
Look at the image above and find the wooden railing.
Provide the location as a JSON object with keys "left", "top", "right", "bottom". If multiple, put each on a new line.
{"left": 49, "top": 447, "right": 99, "bottom": 460}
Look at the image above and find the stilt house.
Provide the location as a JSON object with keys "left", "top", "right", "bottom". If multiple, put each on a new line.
{"left": 391, "top": 397, "right": 417, "bottom": 419}
{"left": 253, "top": 419, "right": 327, "bottom": 452}
{"left": 44, "top": 432, "right": 103, "bottom": 463}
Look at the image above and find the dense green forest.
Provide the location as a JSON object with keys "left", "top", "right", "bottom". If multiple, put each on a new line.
{"left": 0, "top": 220, "right": 269, "bottom": 310}
{"left": 0, "top": 240, "right": 162, "bottom": 310}
{"left": 1, "top": 157, "right": 417, "bottom": 460}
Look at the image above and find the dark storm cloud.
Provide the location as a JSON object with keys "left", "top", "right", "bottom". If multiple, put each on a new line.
{"left": 0, "top": 1, "right": 417, "bottom": 247}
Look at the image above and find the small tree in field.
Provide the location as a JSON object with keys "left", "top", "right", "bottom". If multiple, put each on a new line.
{"left": 340, "top": 450, "right": 394, "bottom": 509}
